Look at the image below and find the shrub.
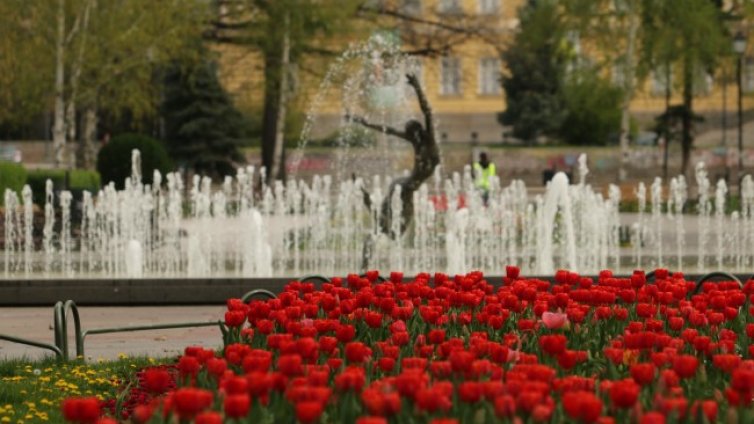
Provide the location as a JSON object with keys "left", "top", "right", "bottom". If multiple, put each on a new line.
{"left": 0, "top": 162, "right": 27, "bottom": 205}
{"left": 97, "top": 133, "right": 173, "bottom": 189}
{"left": 559, "top": 71, "right": 624, "bottom": 146}
{"left": 26, "top": 169, "right": 101, "bottom": 205}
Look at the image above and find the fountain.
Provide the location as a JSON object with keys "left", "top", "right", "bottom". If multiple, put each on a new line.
{"left": 3, "top": 34, "right": 754, "bottom": 278}
{"left": 4, "top": 147, "right": 754, "bottom": 279}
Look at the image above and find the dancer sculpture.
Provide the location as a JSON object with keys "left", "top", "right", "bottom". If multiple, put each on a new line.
{"left": 347, "top": 73, "right": 440, "bottom": 236}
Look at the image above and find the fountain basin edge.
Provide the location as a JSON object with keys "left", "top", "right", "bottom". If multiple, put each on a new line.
{"left": 0, "top": 274, "right": 749, "bottom": 306}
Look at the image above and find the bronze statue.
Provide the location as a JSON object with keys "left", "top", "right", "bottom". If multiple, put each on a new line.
{"left": 347, "top": 73, "right": 440, "bottom": 236}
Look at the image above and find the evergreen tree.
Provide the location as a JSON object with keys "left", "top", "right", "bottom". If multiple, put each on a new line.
{"left": 500, "top": 0, "right": 569, "bottom": 143}
{"left": 162, "top": 60, "right": 247, "bottom": 177}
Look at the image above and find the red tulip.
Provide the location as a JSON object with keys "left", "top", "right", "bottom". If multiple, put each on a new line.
{"left": 539, "top": 334, "right": 567, "bottom": 356}
{"left": 345, "top": 342, "right": 372, "bottom": 363}
{"left": 731, "top": 368, "right": 754, "bottom": 393}
{"left": 171, "top": 388, "right": 213, "bottom": 420}
{"left": 61, "top": 397, "right": 101, "bottom": 423}
{"left": 428, "top": 329, "right": 446, "bottom": 344}
{"left": 562, "top": 391, "right": 602, "bottom": 423}
{"left": 141, "top": 368, "right": 172, "bottom": 394}
{"left": 278, "top": 354, "right": 304, "bottom": 377}
{"left": 334, "top": 367, "right": 366, "bottom": 392}
{"left": 195, "top": 411, "right": 223, "bottom": 424}
{"left": 335, "top": 324, "right": 355, "bottom": 342}
{"left": 296, "top": 401, "right": 324, "bottom": 424}
{"left": 639, "top": 412, "right": 666, "bottom": 424}
{"left": 691, "top": 400, "right": 717, "bottom": 422}
{"left": 494, "top": 394, "right": 516, "bottom": 418}
{"left": 609, "top": 379, "right": 640, "bottom": 409}
{"left": 355, "top": 418, "right": 388, "bottom": 424}
{"left": 458, "top": 382, "right": 482, "bottom": 403}
{"left": 224, "top": 394, "right": 250, "bottom": 418}
{"left": 672, "top": 355, "right": 698, "bottom": 379}
{"left": 712, "top": 354, "right": 742, "bottom": 373}
{"left": 224, "top": 310, "right": 246, "bottom": 327}
{"left": 630, "top": 363, "right": 655, "bottom": 386}
{"left": 449, "top": 350, "right": 474, "bottom": 373}
{"left": 206, "top": 358, "right": 227, "bottom": 379}
{"left": 221, "top": 376, "right": 248, "bottom": 395}
{"left": 177, "top": 355, "right": 201, "bottom": 377}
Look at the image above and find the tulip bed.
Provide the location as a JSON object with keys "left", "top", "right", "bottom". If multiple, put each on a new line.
{"left": 62, "top": 268, "right": 754, "bottom": 423}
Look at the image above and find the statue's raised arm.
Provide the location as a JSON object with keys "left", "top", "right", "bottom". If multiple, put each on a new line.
{"left": 346, "top": 113, "right": 409, "bottom": 141}
{"left": 406, "top": 73, "right": 435, "bottom": 143}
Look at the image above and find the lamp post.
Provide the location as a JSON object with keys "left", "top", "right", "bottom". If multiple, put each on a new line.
{"left": 734, "top": 32, "right": 747, "bottom": 183}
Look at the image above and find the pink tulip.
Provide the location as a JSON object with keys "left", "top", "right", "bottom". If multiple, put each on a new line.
{"left": 542, "top": 311, "right": 568, "bottom": 330}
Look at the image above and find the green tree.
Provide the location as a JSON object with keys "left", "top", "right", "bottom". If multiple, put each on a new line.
{"left": 0, "top": 0, "right": 206, "bottom": 168}
{"left": 561, "top": 70, "right": 624, "bottom": 145}
{"left": 0, "top": 2, "right": 54, "bottom": 132}
{"left": 209, "top": 0, "right": 363, "bottom": 181}
{"left": 642, "top": 0, "right": 727, "bottom": 176}
{"left": 162, "top": 59, "right": 248, "bottom": 178}
{"left": 500, "top": 0, "right": 570, "bottom": 143}
{"left": 560, "top": 0, "right": 642, "bottom": 179}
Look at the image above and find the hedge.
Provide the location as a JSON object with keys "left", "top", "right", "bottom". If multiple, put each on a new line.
{"left": 97, "top": 133, "right": 173, "bottom": 189}
{"left": 0, "top": 162, "right": 27, "bottom": 205}
{"left": 26, "top": 169, "right": 101, "bottom": 205}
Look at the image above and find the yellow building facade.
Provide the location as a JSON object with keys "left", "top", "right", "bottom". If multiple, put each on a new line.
{"left": 215, "top": 0, "right": 754, "bottom": 144}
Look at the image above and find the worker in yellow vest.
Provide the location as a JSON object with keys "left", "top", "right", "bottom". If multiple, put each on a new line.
{"left": 473, "top": 152, "right": 496, "bottom": 205}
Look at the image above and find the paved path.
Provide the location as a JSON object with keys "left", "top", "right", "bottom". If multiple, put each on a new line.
{"left": 0, "top": 306, "right": 226, "bottom": 361}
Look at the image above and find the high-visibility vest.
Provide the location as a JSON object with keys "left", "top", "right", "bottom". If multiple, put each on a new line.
{"left": 473, "top": 162, "right": 496, "bottom": 190}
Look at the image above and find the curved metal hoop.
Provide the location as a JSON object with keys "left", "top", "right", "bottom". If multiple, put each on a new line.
{"left": 299, "top": 275, "right": 332, "bottom": 284}
{"left": 53, "top": 300, "right": 82, "bottom": 360}
{"left": 241, "top": 289, "right": 278, "bottom": 303}
{"left": 360, "top": 273, "right": 389, "bottom": 283}
{"left": 694, "top": 271, "right": 742, "bottom": 295}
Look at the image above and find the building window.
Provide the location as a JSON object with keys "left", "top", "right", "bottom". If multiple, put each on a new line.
{"left": 440, "top": 57, "right": 461, "bottom": 95}
{"left": 401, "top": 0, "right": 421, "bottom": 15}
{"left": 478, "top": 0, "right": 499, "bottom": 14}
{"left": 438, "top": 0, "right": 462, "bottom": 14}
{"left": 478, "top": 58, "right": 501, "bottom": 95}
{"left": 651, "top": 64, "right": 673, "bottom": 97}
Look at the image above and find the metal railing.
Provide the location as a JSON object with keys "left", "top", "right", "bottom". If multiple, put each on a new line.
{"left": 1, "top": 284, "right": 284, "bottom": 361}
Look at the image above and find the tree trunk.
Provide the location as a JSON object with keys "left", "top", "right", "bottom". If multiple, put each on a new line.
{"left": 271, "top": 13, "right": 290, "bottom": 182}
{"left": 66, "top": 0, "right": 93, "bottom": 169}
{"left": 662, "top": 60, "right": 671, "bottom": 180}
{"left": 618, "top": 2, "right": 639, "bottom": 182}
{"left": 681, "top": 56, "right": 694, "bottom": 177}
{"left": 79, "top": 105, "right": 97, "bottom": 169}
{"left": 261, "top": 50, "right": 281, "bottom": 182}
{"left": 53, "top": 0, "right": 67, "bottom": 168}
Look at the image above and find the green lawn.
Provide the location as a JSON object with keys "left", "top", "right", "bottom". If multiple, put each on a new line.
{"left": 0, "top": 356, "right": 167, "bottom": 423}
